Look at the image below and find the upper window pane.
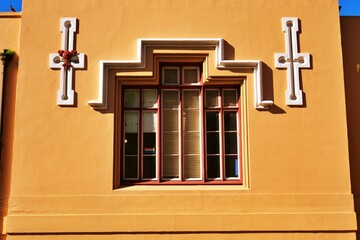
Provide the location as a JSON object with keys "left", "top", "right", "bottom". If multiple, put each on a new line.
{"left": 124, "top": 111, "right": 138, "bottom": 133}
{"left": 143, "top": 111, "right": 157, "bottom": 132}
{"left": 162, "top": 90, "right": 179, "bottom": 108}
{"left": 163, "top": 67, "right": 179, "bottom": 85}
{"left": 183, "top": 67, "right": 199, "bottom": 84}
{"left": 143, "top": 89, "right": 158, "bottom": 108}
{"left": 223, "top": 89, "right": 238, "bottom": 107}
{"left": 205, "top": 90, "right": 220, "bottom": 107}
{"left": 124, "top": 89, "right": 140, "bottom": 108}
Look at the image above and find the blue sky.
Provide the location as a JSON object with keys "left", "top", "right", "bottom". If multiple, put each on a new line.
{"left": 339, "top": 0, "right": 360, "bottom": 16}
{"left": 0, "top": 0, "right": 21, "bottom": 12}
{"left": 0, "top": 0, "right": 358, "bottom": 15}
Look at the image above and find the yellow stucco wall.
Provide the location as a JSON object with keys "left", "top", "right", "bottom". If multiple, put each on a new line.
{"left": 2, "top": 0, "right": 356, "bottom": 239}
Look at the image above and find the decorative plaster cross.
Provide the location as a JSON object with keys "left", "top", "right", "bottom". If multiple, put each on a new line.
{"left": 49, "top": 18, "right": 84, "bottom": 106}
{"left": 275, "top": 17, "right": 310, "bottom": 106}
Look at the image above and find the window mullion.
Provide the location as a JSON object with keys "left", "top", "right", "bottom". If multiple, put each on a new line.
{"left": 179, "top": 90, "right": 183, "bottom": 181}
{"left": 200, "top": 87, "right": 205, "bottom": 183}
{"left": 157, "top": 91, "right": 161, "bottom": 183}
{"left": 219, "top": 92, "right": 225, "bottom": 181}
{"left": 237, "top": 95, "right": 242, "bottom": 182}
{"left": 139, "top": 91, "right": 143, "bottom": 180}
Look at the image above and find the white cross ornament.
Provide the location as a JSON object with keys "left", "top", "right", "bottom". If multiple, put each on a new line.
{"left": 275, "top": 17, "right": 310, "bottom": 106}
{"left": 49, "top": 18, "right": 85, "bottom": 106}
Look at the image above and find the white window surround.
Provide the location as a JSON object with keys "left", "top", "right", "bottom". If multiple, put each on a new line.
{"left": 88, "top": 38, "right": 273, "bottom": 110}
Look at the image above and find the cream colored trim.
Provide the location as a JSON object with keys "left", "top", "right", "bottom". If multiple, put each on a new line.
{"left": 89, "top": 38, "right": 273, "bottom": 110}
{"left": 275, "top": 17, "right": 311, "bottom": 106}
{"left": 49, "top": 17, "right": 85, "bottom": 106}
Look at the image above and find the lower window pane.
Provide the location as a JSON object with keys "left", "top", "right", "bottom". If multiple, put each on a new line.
{"left": 143, "top": 133, "right": 156, "bottom": 152}
{"left": 163, "top": 155, "right": 179, "bottom": 178}
{"left": 183, "top": 155, "right": 200, "bottom": 179}
{"left": 143, "top": 156, "right": 156, "bottom": 179}
{"left": 125, "top": 133, "right": 138, "bottom": 155}
{"left": 225, "top": 156, "right": 239, "bottom": 178}
{"left": 224, "top": 111, "right": 237, "bottom": 131}
{"left": 225, "top": 132, "right": 238, "bottom": 154}
{"left": 206, "top": 132, "right": 219, "bottom": 154}
{"left": 125, "top": 156, "right": 138, "bottom": 179}
{"left": 207, "top": 156, "right": 220, "bottom": 179}
{"left": 206, "top": 112, "right": 219, "bottom": 131}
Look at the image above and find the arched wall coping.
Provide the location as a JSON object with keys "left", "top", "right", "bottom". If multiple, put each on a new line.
{"left": 88, "top": 38, "right": 273, "bottom": 110}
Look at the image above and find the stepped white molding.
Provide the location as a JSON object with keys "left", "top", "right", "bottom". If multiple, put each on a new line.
{"left": 89, "top": 38, "right": 273, "bottom": 110}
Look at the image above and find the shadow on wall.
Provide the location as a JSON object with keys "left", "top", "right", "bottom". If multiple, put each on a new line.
{"left": 341, "top": 16, "right": 360, "bottom": 239}
{"left": 0, "top": 52, "right": 18, "bottom": 235}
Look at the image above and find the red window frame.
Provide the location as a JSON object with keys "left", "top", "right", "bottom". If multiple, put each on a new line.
{"left": 119, "top": 64, "right": 242, "bottom": 185}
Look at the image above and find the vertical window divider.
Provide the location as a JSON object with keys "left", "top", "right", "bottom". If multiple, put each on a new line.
{"left": 179, "top": 68, "right": 183, "bottom": 182}
{"left": 237, "top": 90, "right": 242, "bottom": 183}
{"left": 200, "top": 86, "right": 205, "bottom": 183}
{"left": 220, "top": 89, "right": 225, "bottom": 181}
{"left": 179, "top": 88, "right": 183, "bottom": 181}
{"left": 139, "top": 89, "right": 143, "bottom": 180}
{"left": 157, "top": 87, "right": 161, "bottom": 183}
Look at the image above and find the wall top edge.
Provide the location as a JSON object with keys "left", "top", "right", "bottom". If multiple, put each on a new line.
{"left": 0, "top": 12, "right": 21, "bottom": 18}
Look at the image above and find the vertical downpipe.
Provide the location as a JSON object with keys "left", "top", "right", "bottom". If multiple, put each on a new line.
{"left": 0, "top": 50, "right": 13, "bottom": 144}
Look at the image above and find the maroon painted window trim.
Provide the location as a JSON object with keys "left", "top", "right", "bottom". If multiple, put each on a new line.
{"left": 120, "top": 65, "right": 242, "bottom": 185}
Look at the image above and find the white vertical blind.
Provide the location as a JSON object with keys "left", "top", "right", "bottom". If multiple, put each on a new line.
{"left": 162, "top": 90, "right": 180, "bottom": 178}
{"left": 183, "top": 90, "right": 200, "bottom": 179}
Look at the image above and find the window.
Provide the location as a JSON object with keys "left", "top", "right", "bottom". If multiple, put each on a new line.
{"left": 120, "top": 65, "right": 242, "bottom": 184}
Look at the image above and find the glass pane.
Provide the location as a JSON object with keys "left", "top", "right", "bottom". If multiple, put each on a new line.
{"left": 124, "top": 156, "right": 138, "bottom": 179}
{"left": 143, "top": 132, "right": 156, "bottom": 154}
{"left": 125, "top": 111, "right": 138, "bottom": 132}
{"left": 124, "top": 89, "right": 140, "bottom": 108}
{"left": 225, "top": 132, "right": 237, "bottom": 154}
{"left": 225, "top": 156, "right": 239, "bottom": 178}
{"left": 207, "top": 156, "right": 220, "bottom": 179}
{"left": 206, "top": 132, "right": 219, "bottom": 154}
{"left": 224, "top": 111, "right": 237, "bottom": 131}
{"left": 143, "top": 156, "right": 156, "bottom": 179}
{"left": 143, "top": 89, "right": 158, "bottom": 108}
{"left": 183, "top": 90, "right": 199, "bottom": 109}
{"left": 162, "top": 132, "right": 179, "bottom": 154}
{"left": 162, "top": 91, "right": 179, "bottom": 108}
{"left": 206, "top": 111, "right": 220, "bottom": 164}
{"left": 183, "top": 155, "right": 200, "bottom": 179}
{"left": 183, "top": 68, "right": 199, "bottom": 84}
{"left": 143, "top": 112, "right": 157, "bottom": 132}
{"left": 223, "top": 89, "right": 238, "bottom": 107}
{"left": 125, "top": 133, "right": 138, "bottom": 155}
{"left": 183, "top": 132, "right": 200, "bottom": 154}
{"left": 206, "top": 112, "right": 219, "bottom": 131}
{"left": 183, "top": 110, "right": 199, "bottom": 131}
{"left": 183, "top": 91, "right": 200, "bottom": 179}
{"left": 124, "top": 111, "right": 138, "bottom": 180}
{"left": 206, "top": 90, "right": 219, "bottom": 107}
{"left": 162, "top": 110, "right": 179, "bottom": 131}
{"left": 163, "top": 155, "right": 179, "bottom": 178}
{"left": 163, "top": 68, "right": 179, "bottom": 84}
